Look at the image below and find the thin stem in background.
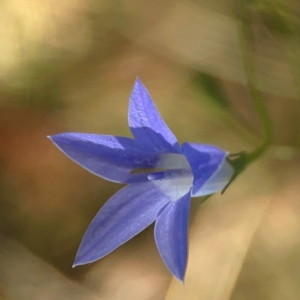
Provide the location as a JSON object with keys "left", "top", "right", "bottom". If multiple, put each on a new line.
{"left": 286, "top": 41, "right": 300, "bottom": 146}
{"left": 236, "top": 1, "right": 273, "bottom": 163}
{"left": 221, "top": 1, "right": 274, "bottom": 193}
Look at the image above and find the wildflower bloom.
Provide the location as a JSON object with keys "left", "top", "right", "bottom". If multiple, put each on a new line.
{"left": 49, "top": 79, "right": 233, "bottom": 282}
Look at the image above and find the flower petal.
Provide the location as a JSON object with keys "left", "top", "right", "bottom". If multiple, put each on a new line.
{"left": 73, "top": 182, "right": 170, "bottom": 266}
{"left": 181, "top": 143, "right": 228, "bottom": 195}
{"left": 154, "top": 191, "right": 191, "bottom": 282}
{"left": 128, "top": 78, "right": 182, "bottom": 154}
{"left": 49, "top": 133, "right": 162, "bottom": 183}
{"left": 192, "top": 159, "right": 234, "bottom": 197}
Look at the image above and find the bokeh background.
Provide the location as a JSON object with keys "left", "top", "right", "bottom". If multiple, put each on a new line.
{"left": 1, "top": 0, "right": 300, "bottom": 299}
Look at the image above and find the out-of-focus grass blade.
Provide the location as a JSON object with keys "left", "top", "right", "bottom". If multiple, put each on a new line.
{"left": 191, "top": 71, "right": 230, "bottom": 111}
{"left": 0, "top": 235, "right": 99, "bottom": 300}
{"left": 190, "top": 71, "right": 259, "bottom": 146}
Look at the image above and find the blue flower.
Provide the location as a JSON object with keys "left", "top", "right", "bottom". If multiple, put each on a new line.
{"left": 49, "top": 78, "right": 233, "bottom": 282}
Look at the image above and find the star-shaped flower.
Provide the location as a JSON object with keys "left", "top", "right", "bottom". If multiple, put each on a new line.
{"left": 49, "top": 79, "right": 234, "bottom": 282}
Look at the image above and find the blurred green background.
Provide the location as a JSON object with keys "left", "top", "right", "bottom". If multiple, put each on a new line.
{"left": 0, "top": 0, "right": 300, "bottom": 299}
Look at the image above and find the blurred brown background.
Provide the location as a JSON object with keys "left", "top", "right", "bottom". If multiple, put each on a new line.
{"left": 0, "top": 0, "right": 300, "bottom": 299}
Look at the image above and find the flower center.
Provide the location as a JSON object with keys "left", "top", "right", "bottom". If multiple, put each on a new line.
{"left": 147, "top": 169, "right": 191, "bottom": 181}
{"left": 156, "top": 153, "right": 190, "bottom": 170}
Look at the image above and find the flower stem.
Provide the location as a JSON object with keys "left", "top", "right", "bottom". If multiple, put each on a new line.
{"left": 236, "top": 0, "right": 273, "bottom": 162}
{"left": 219, "top": 2, "right": 274, "bottom": 195}
{"left": 199, "top": 2, "right": 274, "bottom": 200}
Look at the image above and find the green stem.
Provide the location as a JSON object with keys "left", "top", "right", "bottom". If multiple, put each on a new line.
{"left": 285, "top": 29, "right": 300, "bottom": 146}
{"left": 236, "top": 1, "right": 273, "bottom": 160}
{"left": 219, "top": 1, "right": 274, "bottom": 194}
{"left": 199, "top": 2, "right": 274, "bottom": 200}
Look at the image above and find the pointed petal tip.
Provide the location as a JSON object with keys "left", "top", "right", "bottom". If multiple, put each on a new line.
{"left": 172, "top": 270, "right": 185, "bottom": 283}
{"left": 134, "top": 76, "right": 144, "bottom": 88}
{"left": 169, "top": 267, "right": 186, "bottom": 284}
{"left": 176, "top": 275, "right": 185, "bottom": 284}
{"left": 47, "top": 134, "right": 59, "bottom": 142}
{"left": 72, "top": 261, "right": 86, "bottom": 268}
{"left": 47, "top": 135, "right": 57, "bottom": 143}
{"left": 47, "top": 134, "right": 61, "bottom": 145}
{"left": 72, "top": 257, "right": 88, "bottom": 268}
{"left": 72, "top": 255, "right": 89, "bottom": 268}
